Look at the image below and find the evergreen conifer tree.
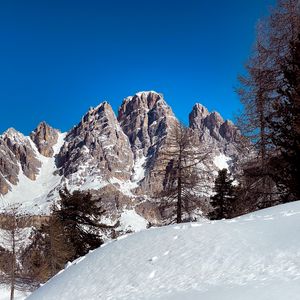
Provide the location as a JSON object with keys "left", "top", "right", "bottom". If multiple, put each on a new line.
{"left": 209, "top": 169, "right": 236, "bottom": 220}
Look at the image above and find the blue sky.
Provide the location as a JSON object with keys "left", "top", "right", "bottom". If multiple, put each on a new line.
{"left": 0, "top": 0, "right": 275, "bottom": 134}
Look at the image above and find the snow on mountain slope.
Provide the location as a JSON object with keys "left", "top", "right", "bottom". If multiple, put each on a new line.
{"left": 0, "top": 133, "right": 66, "bottom": 214}
{"left": 27, "top": 201, "right": 300, "bottom": 300}
{"left": 213, "top": 153, "right": 231, "bottom": 170}
{"left": 119, "top": 209, "right": 148, "bottom": 232}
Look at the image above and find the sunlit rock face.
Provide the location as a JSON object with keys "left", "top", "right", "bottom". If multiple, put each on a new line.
{"left": 0, "top": 91, "right": 243, "bottom": 226}
{"left": 189, "top": 102, "right": 241, "bottom": 156}
{"left": 30, "top": 122, "right": 59, "bottom": 157}
{"left": 57, "top": 101, "right": 134, "bottom": 187}
{"left": 0, "top": 128, "right": 41, "bottom": 195}
{"left": 118, "top": 91, "right": 178, "bottom": 194}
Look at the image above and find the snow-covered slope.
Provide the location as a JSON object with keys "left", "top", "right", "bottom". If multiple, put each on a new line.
{"left": 27, "top": 201, "right": 300, "bottom": 300}
{"left": 1, "top": 133, "right": 66, "bottom": 214}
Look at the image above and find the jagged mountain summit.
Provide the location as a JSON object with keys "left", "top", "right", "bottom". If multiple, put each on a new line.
{"left": 0, "top": 91, "right": 241, "bottom": 225}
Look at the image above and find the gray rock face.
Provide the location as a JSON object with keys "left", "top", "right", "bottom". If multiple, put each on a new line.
{"left": 0, "top": 128, "right": 41, "bottom": 195}
{"left": 189, "top": 103, "right": 240, "bottom": 156}
{"left": 118, "top": 91, "right": 176, "bottom": 157}
{"left": 57, "top": 102, "right": 134, "bottom": 188}
{"left": 0, "top": 92, "right": 243, "bottom": 227}
{"left": 189, "top": 103, "right": 210, "bottom": 129}
{"left": 219, "top": 120, "right": 240, "bottom": 142}
{"left": 0, "top": 140, "right": 19, "bottom": 195}
{"left": 30, "top": 122, "right": 59, "bottom": 157}
{"left": 118, "top": 91, "right": 177, "bottom": 193}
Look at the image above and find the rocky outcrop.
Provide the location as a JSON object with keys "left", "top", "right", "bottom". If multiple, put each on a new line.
{"left": 118, "top": 91, "right": 176, "bottom": 157}
{"left": 219, "top": 120, "right": 240, "bottom": 142}
{"left": 30, "top": 122, "right": 59, "bottom": 157}
{"left": 57, "top": 102, "right": 134, "bottom": 189}
{"left": 189, "top": 103, "right": 240, "bottom": 156}
{"left": 0, "top": 128, "right": 41, "bottom": 196}
{"left": 118, "top": 91, "right": 178, "bottom": 194}
{"left": 135, "top": 201, "right": 162, "bottom": 225}
{"left": 0, "top": 91, "right": 243, "bottom": 227}
{"left": 0, "top": 138, "right": 19, "bottom": 194}
{"left": 189, "top": 103, "right": 210, "bottom": 130}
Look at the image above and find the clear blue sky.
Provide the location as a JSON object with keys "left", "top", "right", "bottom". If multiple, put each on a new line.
{"left": 0, "top": 0, "right": 275, "bottom": 134}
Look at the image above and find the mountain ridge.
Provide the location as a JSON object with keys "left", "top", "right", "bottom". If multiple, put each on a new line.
{"left": 0, "top": 91, "right": 241, "bottom": 226}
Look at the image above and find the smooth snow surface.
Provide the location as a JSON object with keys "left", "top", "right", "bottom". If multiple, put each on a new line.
{"left": 28, "top": 202, "right": 300, "bottom": 300}
{"left": 131, "top": 154, "right": 146, "bottom": 183}
{"left": 119, "top": 209, "right": 148, "bottom": 232}
{"left": 213, "top": 153, "right": 231, "bottom": 170}
{"left": 0, "top": 133, "right": 66, "bottom": 214}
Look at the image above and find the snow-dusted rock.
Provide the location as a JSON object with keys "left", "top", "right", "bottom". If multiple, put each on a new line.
{"left": 57, "top": 101, "right": 134, "bottom": 188}
{"left": 0, "top": 91, "right": 244, "bottom": 223}
{"left": 0, "top": 128, "right": 41, "bottom": 195}
{"left": 118, "top": 91, "right": 178, "bottom": 194}
{"left": 30, "top": 122, "right": 59, "bottom": 157}
{"left": 189, "top": 102, "right": 241, "bottom": 157}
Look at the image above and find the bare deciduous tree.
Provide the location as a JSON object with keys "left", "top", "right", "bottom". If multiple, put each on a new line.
{"left": 237, "top": 0, "right": 300, "bottom": 204}
{"left": 158, "top": 122, "right": 210, "bottom": 223}
{"left": 0, "top": 205, "right": 27, "bottom": 300}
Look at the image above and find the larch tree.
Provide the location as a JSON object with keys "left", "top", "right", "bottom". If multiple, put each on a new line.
{"left": 237, "top": 21, "right": 276, "bottom": 207}
{"left": 266, "top": 0, "right": 300, "bottom": 199}
{"left": 0, "top": 205, "right": 27, "bottom": 300}
{"left": 237, "top": 0, "right": 300, "bottom": 204}
{"left": 159, "top": 122, "right": 210, "bottom": 223}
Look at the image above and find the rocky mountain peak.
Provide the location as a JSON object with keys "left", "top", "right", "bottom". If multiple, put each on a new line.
{"left": 57, "top": 101, "right": 134, "bottom": 189}
{"left": 204, "top": 111, "right": 224, "bottom": 132}
{"left": 79, "top": 101, "right": 119, "bottom": 132}
{"left": 118, "top": 91, "right": 176, "bottom": 158}
{"left": 30, "top": 122, "right": 59, "bottom": 157}
{"left": 219, "top": 119, "right": 240, "bottom": 142}
{"left": 117, "top": 91, "right": 179, "bottom": 196}
{"left": 189, "top": 102, "right": 240, "bottom": 147}
{"left": 120, "top": 91, "right": 163, "bottom": 112}
{"left": 1, "top": 127, "right": 27, "bottom": 144}
{"left": 0, "top": 92, "right": 243, "bottom": 225}
{"left": 0, "top": 127, "right": 41, "bottom": 196}
{"left": 189, "top": 103, "right": 210, "bottom": 129}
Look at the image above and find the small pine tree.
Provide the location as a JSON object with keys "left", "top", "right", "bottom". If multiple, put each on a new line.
{"left": 53, "top": 188, "right": 116, "bottom": 260}
{"left": 209, "top": 169, "right": 236, "bottom": 220}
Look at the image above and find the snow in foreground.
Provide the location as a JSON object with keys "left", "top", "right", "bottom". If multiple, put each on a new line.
{"left": 27, "top": 202, "right": 300, "bottom": 300}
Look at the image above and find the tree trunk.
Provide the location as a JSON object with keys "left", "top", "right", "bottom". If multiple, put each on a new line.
{"left": 177, "top": 170, "right": 182, "bottom": 223}
{"left": 10, "top": 226, "right": 15, "bottom": 300}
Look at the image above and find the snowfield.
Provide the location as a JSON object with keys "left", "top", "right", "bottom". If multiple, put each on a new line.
{"left": 27, "top": 201, "right": 300, "bottom": 300}
{"left": 0, "top": 133, "right": 67, "bottom": 215}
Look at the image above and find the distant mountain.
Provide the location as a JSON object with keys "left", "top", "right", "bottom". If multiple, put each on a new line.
{"left": 0, "top": 91, "right": 241, "bottom": 226}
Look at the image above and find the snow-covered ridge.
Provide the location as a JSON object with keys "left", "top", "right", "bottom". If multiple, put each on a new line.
{"left": 122, "top": 90, "right": 162, "bottom": 104}
{"left": 1, "top": 127, "right": 28, "bottom": 144}
{"left": 0, "top": 91, "right": 241, "bottom": 220}
{"left": 27, "top": 201, "right": 300, "bottom": 300}
{"left": 136, "top": 90, "right": 162, "bottom": 97}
